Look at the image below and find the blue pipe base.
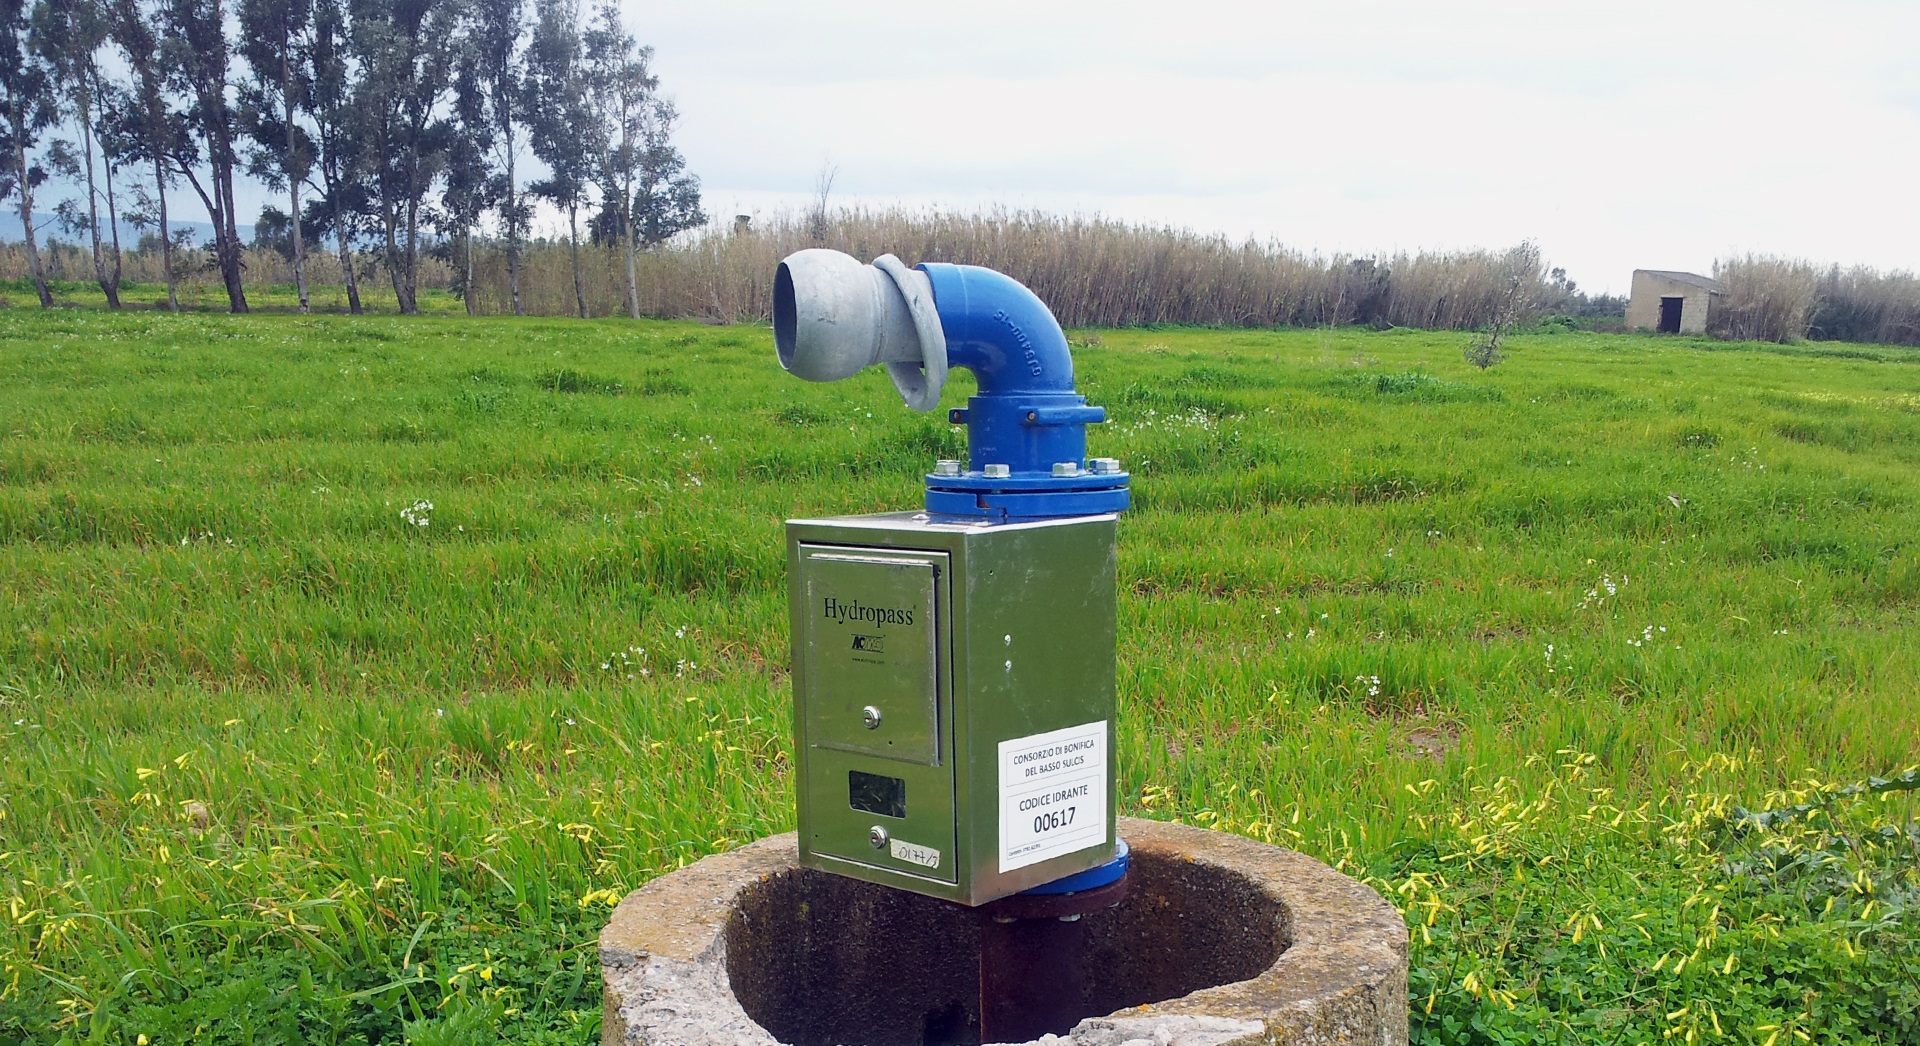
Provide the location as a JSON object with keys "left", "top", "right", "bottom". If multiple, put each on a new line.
{"left": 924, "top": 475, "right": 1130, "bottom": 519}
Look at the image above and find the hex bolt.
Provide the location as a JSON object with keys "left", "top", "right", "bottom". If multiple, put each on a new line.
{"left": 862, "top": 705, "right": 883, "bottom": 729}
{"left": 933, "top": 459, "right": 962, "bottom": 477}
{"left": 983, "top": 463, "right": 1011, "bottom": 479}
{"left": 868, "top": 825, "right": 890, "bottom": 849}
{"left": 1051, "top": 461, "right": 1081, "bottom": 477}
{"left": 1089, "top": 457, "right": 1121, "bottom": 475}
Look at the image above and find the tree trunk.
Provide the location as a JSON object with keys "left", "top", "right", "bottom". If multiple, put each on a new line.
{"left": 568, "top": 202, "right": 585, "bottom": 319}
{"left": 209, "top": 135, "right": 248, "bottom": 313}
{"left": 624, "top": 213, "right": 639, "bottom": 320}
{"left": 284, "top": 57, "right": 308, "bottom": 314}
{"left": 153, "top": 152, "right": 178, "bottom": 311}
{"left": 79, "top": 101, "right": 121, "bottom": 309}
{"left": 340, "top": 231, "right": 361, "bottom": 314}
{"left": 222, "top": 173, "right": 246, "bottom": 312}
{"left": 331, "top": 189, "right": 361, "bottom": 314}
{"left": 463, "top": 228, "right": 477, "bottom": 317}
{"left": 384, "top": 204, "right": 404, "bottom": 308}
{"left": 11, "top": 117, "right": 54, "bottom": 308}
{"left": 505, "top": 139, "right": 522, "bottom": 316}
{"left": 135, "top": 62, "right": 177, "bottom": 311}
{"left": 101, "top": 118, "right": 124, "bottom": 306}
{"left": 401, "top": 196, "right": 419, "bottom": 315}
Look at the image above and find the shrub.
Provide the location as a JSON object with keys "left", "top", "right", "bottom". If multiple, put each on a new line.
{"left": 1462, "top": 242, "right": 1541, "bottom": 370}
{"left": 1808, "top": 265, "right": 1920, "bottom": 347}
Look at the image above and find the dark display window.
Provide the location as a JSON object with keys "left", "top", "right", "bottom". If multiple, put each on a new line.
{"left": 848, "top": 770, "right": 906, "bottom": 818}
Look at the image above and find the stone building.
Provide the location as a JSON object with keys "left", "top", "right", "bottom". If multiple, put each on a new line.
{"left": 1627, "top": 269, "right": 1723, "bottom": 334}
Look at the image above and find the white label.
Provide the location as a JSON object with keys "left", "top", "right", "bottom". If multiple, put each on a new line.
{"left": 998, "top": 720, "right": 1108, "bottom": 873}
{"left": 889, "top": 838, "right": 941, "bottom": 869}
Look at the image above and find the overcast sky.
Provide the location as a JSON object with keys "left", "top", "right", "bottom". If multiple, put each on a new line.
{"left": 638, "top": 0, "right": 1920, "bottom": 294}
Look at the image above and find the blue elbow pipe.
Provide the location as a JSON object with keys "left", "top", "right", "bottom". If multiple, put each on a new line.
{"left": 918, "top": 263, "right": 1078, "bottom": 396}
{"left": 918, "top": 263, "right": 1128, "bottom": 517}
{"left": 772, "top": 248, "right": 1128, "bottom": 518}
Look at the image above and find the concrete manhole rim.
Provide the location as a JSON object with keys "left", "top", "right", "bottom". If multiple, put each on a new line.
{"left": 601, "top": 816, "right": 1408, "bottom": 1046}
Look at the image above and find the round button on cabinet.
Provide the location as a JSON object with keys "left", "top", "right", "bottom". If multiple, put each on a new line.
{"left": 868, "top": 825, "right": 890, "bottom": 849}
{"left": 862, "top": 705, "right": 882, "bottom": 729}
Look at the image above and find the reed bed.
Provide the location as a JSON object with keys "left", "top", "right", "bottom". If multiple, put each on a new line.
{"left": 1711, "top": 255, "right": 1824, "bottom": 344}
{"left": 1707, "top": 254, "right": 1920, "bottom": 347}
{"left": 13, "top": 216, "right": 1920, "bottom": 350}
{"left": 1811, "top": 264, "right": 1920, "bottom": 346}
{"left": 7, "top": 211, "right": 1553, "bottom": 330}
{"left": 541, "top": 209, "right": 1551, "bottom": 330}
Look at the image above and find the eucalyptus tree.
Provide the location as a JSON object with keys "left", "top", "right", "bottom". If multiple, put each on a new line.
{"left": 105, "top": 0, "right": 182, "bottom": 309}
{"left": 585, "top": 100, "right": 704, "bottom": 317}
{"left": 1, "top": 0, "right": 55, "bottom": 306}
{"left": 35, "top": 0, "right": 124, "bottom": 307}
{"left": 628, "top": 99, "right": 703, "bottom": 251}
{"left": 445, "top": 43, "right": 498, "bottom": 316}
{"left": 159, "top": 0, "right": 249, "bottom": 312}
{"left": 349, "top": 0, "right": 462, "bottom": 314}
{"left": 238, "top": 0, "right": 316, "bottom": 311}
{"left": 307, "top": 0, "right": 364, "bottom": 313}
{"left": 581, "top": 0, "right": 652, "bottom": 319}
{"left": 524, "top": 0, "right": 599, "bottom": 318}
{"left": 470, "top": 0, "right": 527, "bottom": 314}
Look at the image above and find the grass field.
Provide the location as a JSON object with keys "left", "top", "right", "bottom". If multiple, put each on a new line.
{"left": 1, "top": 306, "right": 1917, "bottom": 1045}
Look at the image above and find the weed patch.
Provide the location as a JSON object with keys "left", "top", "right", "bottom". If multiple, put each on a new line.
{"left": 1333, "top": 370, "right": 1504, "bottom": 404}
{"left": 536, "top": 369, "right": 625, "bottom": 395}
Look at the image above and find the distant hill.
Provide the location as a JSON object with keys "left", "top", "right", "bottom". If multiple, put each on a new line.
{"left": 1, "top": 212, "right": 253, "bottom": 248}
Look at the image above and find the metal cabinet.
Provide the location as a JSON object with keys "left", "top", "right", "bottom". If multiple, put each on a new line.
{"left": 787, "top": 511, "right": 1118, "bottom": 905}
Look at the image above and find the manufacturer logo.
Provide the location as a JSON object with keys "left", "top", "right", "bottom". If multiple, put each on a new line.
{"left": 850, "top": 634, "right": 885, "bottom": 653}
{"left": 821, "top": 597, "right": 914, "bottom": 627}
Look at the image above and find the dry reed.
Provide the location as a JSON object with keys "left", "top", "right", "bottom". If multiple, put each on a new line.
{"left": 5, "top": 211, "right": 1551, "bottom": 330}
{"left": 1711, "top": 255, "right": 1822, "bottom": 344}
{"left": 465, "top": 208, "right": 1554, "bottom": 331}
{"left": 1809, "top": 265, "right": 1920, "bottom": 346}
{"left": 17, "top": 213, "right": 1913, "bottom": 345}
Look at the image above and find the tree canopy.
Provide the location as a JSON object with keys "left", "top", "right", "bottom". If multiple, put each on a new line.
{"left": 10, "top": 0, "right": 701, "bottom": 315}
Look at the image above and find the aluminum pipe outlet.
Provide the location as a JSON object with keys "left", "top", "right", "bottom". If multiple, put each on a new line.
{"left": 774, "top": 249, "right": 948, "bottom": 411}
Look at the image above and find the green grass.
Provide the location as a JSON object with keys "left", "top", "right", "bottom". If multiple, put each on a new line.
{"left": 0, "top": 309, "right": 1916, "bottom": 1044}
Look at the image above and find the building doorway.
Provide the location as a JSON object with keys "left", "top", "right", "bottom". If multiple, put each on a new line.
{"left": 1658, "top": 296, "right": 1684, "bottom": 333}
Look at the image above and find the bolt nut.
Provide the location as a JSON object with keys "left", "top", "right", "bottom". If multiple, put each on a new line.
{"left": 1052, "top": 461, "right": 1081, "bottom": 477}
{"left": 1089, "top": 457, "right": 1122, "bottom": 475}
{"left": 869, "top": 825, "right": 890, "bottom": 849}
{"left": 983, "top": 463, "right": 1011, "bottom": 479}
{"left": 862, "top": 705, "right": 882, "bottom": 729}
{"left": 933, "top": 459, "right": 962, "bottom": 477}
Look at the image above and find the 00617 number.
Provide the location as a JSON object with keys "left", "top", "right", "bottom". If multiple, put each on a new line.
{"left": 1033, "top": 806, "right": 1076, "bottom": 834}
